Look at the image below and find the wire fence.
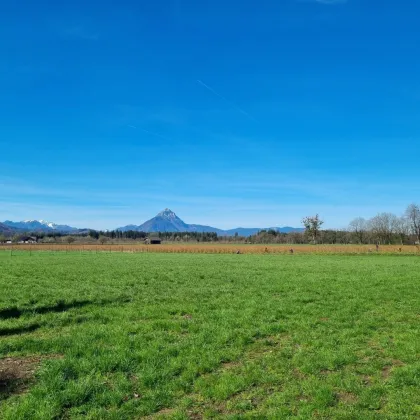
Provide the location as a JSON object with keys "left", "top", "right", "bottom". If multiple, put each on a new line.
{"left": 1, "top": 243, "right": 419, "bottom": 256}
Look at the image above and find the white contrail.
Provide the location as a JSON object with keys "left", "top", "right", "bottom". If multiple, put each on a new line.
{"left": 127, "top": 125, "right": 169, "bottom": 141}
{"left": 197, "top": 79, "right": 256, "bottom": 121}
{"left": 139, "top": 128, "right": 169, "bottom": 141}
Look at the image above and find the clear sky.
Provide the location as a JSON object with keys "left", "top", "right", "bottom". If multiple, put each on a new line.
{"left": 1, "top": 0, "right": 419, "bottom": 230}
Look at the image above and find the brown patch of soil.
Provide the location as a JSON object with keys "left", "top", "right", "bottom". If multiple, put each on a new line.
{"left": 293, "top": 368, "right": 306, "bottom": 379}
{"left": 368, "top": 340, "right": 385, "bottom": 354}
{"left": 361, "top": 375, "right": 372, "bottom": 386}
{"left": 0, "top": 355, "right": 61, "bottom": 398}
{"left": 221, "top": 360, "right": 240, "bottom": 370}
{"left": 152, "top": 407, "right": 176, "bottom": 418}
{"left": 337, "top": 392, "right": 358, "bottom": 404}
{"left": 186, "top": 410, "right": 203, "bottom": 419}
{"left": 0, "top": 356, "right": 41, "bottom": 397}
{"left": 382, "top": 359, "right": 405, "bottom": 379}
{"left": 296, "top": 392, "right": 311, "bottom": 403}
{"left": 382, "top": 365, "right": 392, "bottom": 379}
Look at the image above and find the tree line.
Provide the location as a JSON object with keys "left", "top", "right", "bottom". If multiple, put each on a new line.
{"left": 1, "top": 203, "right": 419, "bottom": 245}
{"left": 299, "top": 203, "right": 420, "bottom": 245}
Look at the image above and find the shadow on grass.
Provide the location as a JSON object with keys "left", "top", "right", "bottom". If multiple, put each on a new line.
{"left": 0, "top": 300, "right": 92, "bottom": 320}
{"left": 0, "top": 323, "right": 41, "bottom": 337}
{"left": 0, "top": 297, "right": 131, "bottom": 320}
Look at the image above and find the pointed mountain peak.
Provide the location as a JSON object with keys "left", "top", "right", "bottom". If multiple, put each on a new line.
{"left": 157, "top": 208, "right": 179, "bottom": 220}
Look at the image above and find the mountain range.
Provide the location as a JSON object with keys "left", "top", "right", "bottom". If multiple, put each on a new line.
{"left": 0, "top": 222, "right": 15, "bottom": 235}
{"left": 116, "top": 209, "right": 304, "bottom": 236}
{"left": 1, "top": 209, "right": 303, "bottom": 236}
{"left": 1, "top": 220, "right": 81, "bottom": 234}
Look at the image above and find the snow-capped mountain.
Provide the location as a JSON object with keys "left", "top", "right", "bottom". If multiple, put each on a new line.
{"left": 3, "top": 220, "right": 79, "bottom": 233}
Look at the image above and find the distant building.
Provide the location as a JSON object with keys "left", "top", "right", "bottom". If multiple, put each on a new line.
{"left": 18, "top": 236, "right": 38, "bottom": 244}
{"left": 145, "top": 237, "right": 161, "bottom": 245}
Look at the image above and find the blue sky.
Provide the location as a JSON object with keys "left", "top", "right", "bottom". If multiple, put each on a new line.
{"left": 1, "top": 0, "right": 419, "bottom": 229}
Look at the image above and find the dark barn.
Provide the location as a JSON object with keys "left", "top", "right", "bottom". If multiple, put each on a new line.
{"left": 145, "top": 237, "right": 162, "bottom": 245}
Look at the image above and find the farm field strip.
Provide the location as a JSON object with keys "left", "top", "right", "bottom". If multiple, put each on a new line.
{"left": 1, "top": 243, "right": 419, "bottom": 255}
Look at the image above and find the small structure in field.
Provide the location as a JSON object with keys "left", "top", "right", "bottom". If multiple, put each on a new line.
{"left": 19, "top": 236, "right": 38, "bottom": 244}
{"left": 145, "top": 237, "right": 161, "bottom": 245}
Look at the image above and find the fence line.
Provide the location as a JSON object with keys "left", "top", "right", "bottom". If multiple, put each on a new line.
{"left": 1, "top": 243, "right": 419, "bottom": 255}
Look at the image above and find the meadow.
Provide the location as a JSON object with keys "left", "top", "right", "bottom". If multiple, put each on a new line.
{"left": 0, "top": 252, "right": 419, "bottom": 419}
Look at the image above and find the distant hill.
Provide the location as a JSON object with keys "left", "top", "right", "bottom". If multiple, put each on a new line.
{"left": 2, "top": 210, "right": 304, "bottom": 236}
{"left": 0, "top": 222, "right": 15, "bottom": 235}
{"left": 117, "top": 208, "right": 304, "bottom": 235}
{"left": 2, "top": 220, "right": 80, "bottom": 233}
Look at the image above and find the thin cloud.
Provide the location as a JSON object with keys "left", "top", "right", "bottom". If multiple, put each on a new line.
{"left": 197, "top": 80, "right": 256, "bottom": 121}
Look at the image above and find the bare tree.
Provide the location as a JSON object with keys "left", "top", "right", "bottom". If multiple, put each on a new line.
{"left": 302, "top": 214, "right": 324, "bottom": 244}
{"left": 348, "top": 217, "right": 368, "bottom": 244}
{"left": 368, "top": 213, "right": 398, "bottom": 244}
{"left": 395, "top": 217, "right": 410, "bottom": 245}
{"left": 12, "top": 234, "right": 21, "bottom": 244}
{"left": 66, "top": 236, "right": 75, "bottom": 244}
{"left": 43, "top": 236, "right": 56, "bottom": 244}
{"left": 405, "top": 203, "right": 420, "bottom": 243}
{"left": 99, "top": 236, "right": 108, "bottom": 245}
{"left": 287, "top": 231, "right": 305, "bottom": 244}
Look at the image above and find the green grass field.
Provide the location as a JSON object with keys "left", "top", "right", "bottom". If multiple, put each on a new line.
{"left": 1, "top": 252, "right": 419, "bottom": 419}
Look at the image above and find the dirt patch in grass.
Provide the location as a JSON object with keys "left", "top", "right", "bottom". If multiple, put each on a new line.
{"left": 185, "top": 412, "right": 202, "bottom": 419}
{"left": 0, "top": 355, "right": 60, "bottom": 399}
{"left": 337, "top": 392, "right": 358, "bottom": 404}
{"left": 320, "top": 369, "right": 335, "bottom": 375}
{"left": 382, "top": 359, "right": 405, "bottom": 379}
{"left": 296, "top": 393, "right": 311, "bottom": 403}
{"left": 293, "top": 368, "right": 306, "bottom": 379}
{"left": 361, "top": 375, "right": 372, "bottom": 386}
{"left": 151, "top": 407, "right": 176, "bottom": 418}
{"left": 220, "top": 360, "right": 240, "bottom": 370}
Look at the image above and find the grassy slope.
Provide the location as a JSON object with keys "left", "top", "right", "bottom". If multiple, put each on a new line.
{"left": 0, "top": 252, "right": 419, "bottom": 419}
